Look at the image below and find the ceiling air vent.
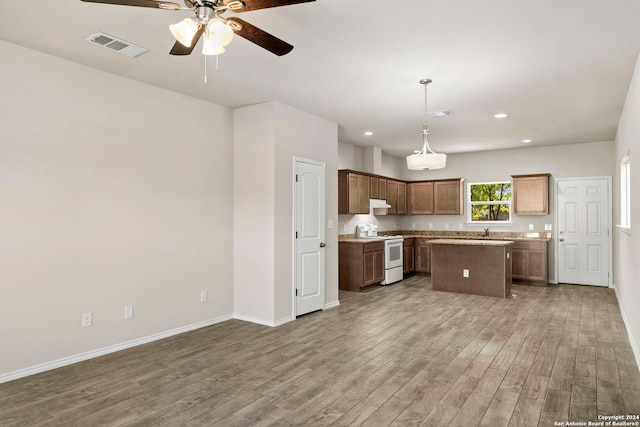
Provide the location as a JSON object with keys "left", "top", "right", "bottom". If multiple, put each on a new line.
{"left": 428, "top": 110, "right": 453, "bottom": 118}
{"left": 85, "top": 32, "right": 149, "bottom": 58}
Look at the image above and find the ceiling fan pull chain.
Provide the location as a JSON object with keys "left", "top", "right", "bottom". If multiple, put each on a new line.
{"left": 216, "top": 54, "right": 219, "bottom": 70}
{"left": 204, "top": 54, "right": 208, "bottom": 83}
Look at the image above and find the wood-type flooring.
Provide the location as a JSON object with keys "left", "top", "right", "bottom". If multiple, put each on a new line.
{"left": 1, "top": 276, "right": 639, "bottom": 426}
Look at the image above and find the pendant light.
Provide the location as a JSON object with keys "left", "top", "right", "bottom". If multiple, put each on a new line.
{"left": 406, "top": 79, "right": 447, "bottom": 170}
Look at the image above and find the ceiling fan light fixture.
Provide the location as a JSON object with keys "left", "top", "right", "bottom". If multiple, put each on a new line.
{"left": 170, "top": 18, "right": 199, "bottom": 47}
{"left": 202, "top": 20, "right": 234, "bottom": 55}
{"left": 406, "top": 79, "right": 447, "bottom": 170}
{"left": 202, "top": 33, "right": 226, "bottom": 55}
{"left": 208, "top": 20, "right": 234, "bottom": 47}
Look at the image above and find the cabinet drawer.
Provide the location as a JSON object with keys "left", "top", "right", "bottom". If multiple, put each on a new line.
{"left": 363, "top": 242, "right": 385, "bottom": 252}
{"left": 511, "top": 241, "right": 546, "bottom": 251}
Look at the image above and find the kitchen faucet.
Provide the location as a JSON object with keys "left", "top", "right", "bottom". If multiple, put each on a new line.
{"left": 483, "top": 228, "right": 490, "bottom": 237}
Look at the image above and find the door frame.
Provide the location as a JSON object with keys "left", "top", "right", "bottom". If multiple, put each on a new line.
{"left": 554, "top": 176, "right": 612, "bottom": 287}
{"left": 292, "top": 156, "right": 327, "bottom": 319}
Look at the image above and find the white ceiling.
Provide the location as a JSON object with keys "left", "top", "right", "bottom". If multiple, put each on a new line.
{"left": 2, "top": 0, "right": 640, "bottom": 159}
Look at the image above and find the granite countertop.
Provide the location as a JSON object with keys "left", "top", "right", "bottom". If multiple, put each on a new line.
{"left": 429, "top": 239, "right": 515, "bottom": 246}
{"left": 339, "top": 231, "right": 551, "bottom": 243}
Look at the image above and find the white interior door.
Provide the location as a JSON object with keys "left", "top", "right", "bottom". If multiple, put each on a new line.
{"left": 294, "top": 158, "right": 326, "bottom": 316}
{"left": 557, "top": 177, "right": 611, "bottom": 286}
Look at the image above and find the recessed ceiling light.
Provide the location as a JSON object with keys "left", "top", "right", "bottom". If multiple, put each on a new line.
{"left": 522, "top": 139, "right": 532, "bottom": 143}
{"left": 364, "top": 131, "right": 373, "bottom": 136}
{"left": 494, "top": 113, "right": 508, "bottom": 119}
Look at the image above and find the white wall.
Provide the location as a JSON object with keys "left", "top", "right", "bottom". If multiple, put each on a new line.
{"left": 613, "top": 53, "right": 640, "bottom": 364}
{"left": 0, "top": 41, "right": 235, "bottom": 380}
{"left": 234, "top": 102, "right": 339, "bottom": 326}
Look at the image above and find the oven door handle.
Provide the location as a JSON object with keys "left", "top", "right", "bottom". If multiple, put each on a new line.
{"left": 320, "top": 242, "right": 326, "bottom": 248}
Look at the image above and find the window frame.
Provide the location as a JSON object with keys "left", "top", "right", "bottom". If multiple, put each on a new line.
{"left": 619, "top": 154, "right": 631, "bottom": 234}
{"left": 467, "top": 181, "right": 513, "bottom": 225}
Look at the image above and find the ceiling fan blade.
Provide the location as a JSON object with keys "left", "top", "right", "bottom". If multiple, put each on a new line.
{"left": 229, "top": 0, "right": 315, "bottom": 12}
{"left": 227, "top": 17, "right": 293, "bottom": 56}
{"left": 80, "top": 0, "right": 182, "bottom": 9}
{"left": 169, "top": 25, "right": 205, "bottom": 55}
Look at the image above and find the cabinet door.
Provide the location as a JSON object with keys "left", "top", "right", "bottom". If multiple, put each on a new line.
{"left": 397, "top": 182, "right": 407, "bottom": 215}
{"left": 525, "top": 249, "right": 547, "bottom": 281}
{"left": 364, "top": 251, "right": 384, "bottom": 286}
{"left": 387, "top": 180, "right": 398, "bottom": 214}
{"left": 408, "top": 182, "right": 434, "bottom": 214}
{"left": 512, "top": 174, "right": 550, "bottom": 215}
{"left": 357, "top": 175, "right": 370, "bottom": 213}
{"left": 511, "top": 248, "right": 526, "bottom": 280}
{"left": 434, "top": 179, "right": 464, "bottom": 215}
{"left": 415, "top": 239, "right": 432, "bottom": 273}
{"left": 378, "top": 178, "right": 387, "bottom": 200}
{"left": 403, "top": 245, "right": 415, "bottom": 273}
{"left": 370, "top": 177, "right": 379, "bottom": 199}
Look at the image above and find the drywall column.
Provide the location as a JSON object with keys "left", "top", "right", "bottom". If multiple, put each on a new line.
{"left": 233, "top": 102, "right": 339, "bottom": 326}
{"left": 233, "top": 104, "right": 277, "bottom": 326}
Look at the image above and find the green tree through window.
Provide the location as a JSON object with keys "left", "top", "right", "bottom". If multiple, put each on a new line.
{"left": 469, "top": 182, "right": 512, "bottom": 222}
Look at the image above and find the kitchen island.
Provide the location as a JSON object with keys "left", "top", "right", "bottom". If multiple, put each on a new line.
{"left": 430, "top": 239, "right": 513, "bottom": 298}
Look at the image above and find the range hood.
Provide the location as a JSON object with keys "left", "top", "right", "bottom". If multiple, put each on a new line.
{"left": 370, "top": 199, "right": 391, "bottom": 209}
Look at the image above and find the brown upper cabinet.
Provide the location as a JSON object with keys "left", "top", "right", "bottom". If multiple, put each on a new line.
{"left": 338, "top": 170, "right": 462, "bottom": 216}
{"left": 338, "top": 171, "right": 370, "bottom": 214}
{"left": 386, "top": 180, "right": 407, "bottom": 215}
{"left": 408, "top": 178, "right": 464, "bottom": 215}
{"left": 434, "top": 179, "right": 465, "bottom": 215}
{"left": 512, "top": 174, "right": 551, "bottom": 215}
{"left": 407, "top": 182, "right": 434, "bottom": 214}
{"left": 369, "top": 176, "right": 388, "bottom": 200}
{"left": 398, "top": 182, "right": 407, "bottom": 214}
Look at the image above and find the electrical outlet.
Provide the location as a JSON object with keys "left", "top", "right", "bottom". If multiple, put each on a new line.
{"left": 444, "top": 223, "right": 450, "bottom": 230}
{"left": 124, "top": 305, "right": 133, "bottom": 319}
{"left": 528, "top": 224, "right": 534, "bottom": 231}
{"left": 200, "top": 291, "right": 207, "bottom": 302}
{"left": 545, "top": 224, "right": 552, "bottom": 231}
{"left": 411, "top": 223, "right": 416, "bottom": 229}
{"left": 458, "top": 223, "right": 464, "bottom": 230}
{"left": 82, "top": 312, "right": 92, "bottom": 328}
{"left": 428, "top": 223, "right": 433, "bottom": 229}
{"left": 463, "top": 269, "right": 469, "bottom": 278}
{"left": 343, "top": 225, "right": 347, "bottom": 232}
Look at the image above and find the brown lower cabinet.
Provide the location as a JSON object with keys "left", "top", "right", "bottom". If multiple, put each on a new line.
{"left": 403, "top": 238, "right": 415, "bottom": 274}
{"left": 511, "top": 240, "right": 548, "bottom": 284}
{"left": 415, "top": 238, "right": 432, "bottom": 273}
{"left": 339, "top": 241, "right": 385, "bottom": 291}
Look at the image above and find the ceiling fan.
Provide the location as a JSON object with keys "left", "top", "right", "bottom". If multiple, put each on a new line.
{"left": 80, "top": 0, "right": 315, "bottom": 56}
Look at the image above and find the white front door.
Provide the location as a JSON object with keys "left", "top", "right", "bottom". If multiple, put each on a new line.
{"left": 294, "top": 158, "right": 326, "bottom": 316}
{"left": 557, "top": 177, "right": 611, "bottom": 287}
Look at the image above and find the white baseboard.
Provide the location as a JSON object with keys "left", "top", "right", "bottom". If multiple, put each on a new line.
{"left": 274, "top": 316, "right": 295, "bottom": 327}
{"left": 0, "top": 314, "right": 233, "bottom": 385}
{"left": 613, "top": 285, "right": 640, "bottom": 370}
{"left": 324, "top": 300, "right": 340, "bottom": 310}
{"left": 233, "top": 313, "right": 276, "bottom": 327}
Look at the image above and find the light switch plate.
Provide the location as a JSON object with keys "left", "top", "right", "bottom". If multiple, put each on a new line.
{"left": 328, "top": 219, "right": 334, "bottom": 229}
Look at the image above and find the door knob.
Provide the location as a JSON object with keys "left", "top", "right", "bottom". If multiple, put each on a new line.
{"left": 320, "top": 242, "right": 326, "bottom": 248}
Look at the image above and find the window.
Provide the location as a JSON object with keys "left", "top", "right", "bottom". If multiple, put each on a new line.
{"left": 468, "top": 182, "right": 512, "bottom": 223}
{"left": 620, "top": 154, "right": 631, "bottom": 230}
